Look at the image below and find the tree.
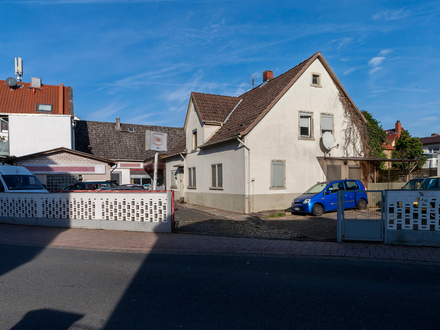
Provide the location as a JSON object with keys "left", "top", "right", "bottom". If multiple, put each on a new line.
{"left": 392, "top": 130, "right": 426, "bottom": 170}
{"left": 361, "top": 110, "right": 387, "bottom": 168}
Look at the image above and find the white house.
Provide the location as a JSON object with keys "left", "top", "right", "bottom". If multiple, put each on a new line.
{"left": 0, "top": 79, "right": 74, "bottom": 157}
{"left": 163, "top": 52, "right": 367, "bottom": 213}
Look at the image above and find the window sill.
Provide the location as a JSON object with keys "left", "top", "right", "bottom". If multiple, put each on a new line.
{"left": 310, "top": 83, "right": 322, "bottom": 88}
{"left": 209, "top": 187, "right": 223, "bottom": 190}
{"left": 270, "top": 186, "right": 286, "bottom": 190}
{"left": 298, "top": 136, "right": 315, "bottom": 141}
{"left": 170, "top": 185, "right": 177, "bottom": 189}
{"left": 187, "top": 186, "right": 197, "bottom": 190}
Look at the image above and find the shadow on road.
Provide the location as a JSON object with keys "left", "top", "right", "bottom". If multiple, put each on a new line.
{"left": 0, "top": 224, "right": 66, "bottom": 277}
{"left": 11, "top": 309, "right": 83, "bottom": 330}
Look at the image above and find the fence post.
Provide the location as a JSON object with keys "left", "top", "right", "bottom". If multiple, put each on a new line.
{"left": 337, "top": 190, "right": 344, "bottom": 242}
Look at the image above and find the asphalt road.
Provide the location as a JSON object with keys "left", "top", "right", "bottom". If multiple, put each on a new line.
{"left": 1, "top": 243, "right": 440, "bottom": 330}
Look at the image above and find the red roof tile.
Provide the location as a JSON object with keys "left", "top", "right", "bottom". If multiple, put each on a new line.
{"left": 0, "top": 80, "right": 72, "bottom": 115}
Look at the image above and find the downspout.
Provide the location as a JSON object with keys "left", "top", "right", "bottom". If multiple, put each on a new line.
{"left": 180, "top": 153, "right": 186, "bottom": 200}
{"left": 237, "top": 137, "right": 251, "bottom": 214}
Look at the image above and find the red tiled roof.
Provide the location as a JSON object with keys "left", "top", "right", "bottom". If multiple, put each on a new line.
{"left": 0, "top": 80, "right": 72, "bottom": 115}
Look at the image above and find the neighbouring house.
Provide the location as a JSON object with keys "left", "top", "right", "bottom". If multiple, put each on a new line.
{"left": 9, "top": 147, "right": 116, "bottom": 192}
{"left": 419, "top": 133, "right": 440, "bottom": 169}
{"left": 163, "top": 52, "right": 367, "bottom": 213}
{"left": 0, "top": 78, "right": 74, "bottom": 157}
{"left": 382, "top": 120, "right": 404, "bottom": 169}
{"left": 74, "top": 119, "right": 185, "bottom": 186}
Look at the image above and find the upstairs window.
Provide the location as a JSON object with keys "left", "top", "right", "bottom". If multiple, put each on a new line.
{"left": 192, "top": 130, "right": 197, "bottom": 151}
{"left": 37, "top": 104, "right": 53, "bottom": 112}
{"left": 311, "top": 73, "right": 321, "bottom": 87}
{"left": 321, "top": 114, "right": 333, "bottom": 135}
{"left": 0, "top": 117, "right": 8, "bottom": 132}
{"left": 299, "top": 113, "right": 313, "bottom": 138}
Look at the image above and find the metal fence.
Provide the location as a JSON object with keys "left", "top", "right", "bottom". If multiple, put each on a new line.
{"left": 337, "top": 190, "right": 384, "bottom": 242}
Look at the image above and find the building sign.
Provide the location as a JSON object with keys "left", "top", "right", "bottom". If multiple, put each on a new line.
{"left": 23, "top": 164, "right": 106, "bottom": 174}
{"left": 145, "top": 130, "right": 167, "bottom": 151}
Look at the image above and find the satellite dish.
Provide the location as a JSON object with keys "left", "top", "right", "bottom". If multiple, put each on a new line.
{"left": 322, "top": 132, "right": 335, "bottom": 151}
{"left": 6, "top": 77, "right": 17, "bottom": 88}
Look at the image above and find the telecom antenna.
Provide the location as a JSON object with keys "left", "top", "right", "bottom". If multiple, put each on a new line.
{"left": 250, "top": 74, "right": 255, "bottom": 89}
{"left": 15, "top": 57, "right": 23, "bottom": 82}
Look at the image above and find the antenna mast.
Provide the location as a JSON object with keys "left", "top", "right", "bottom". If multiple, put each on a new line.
{"left": 15, "top": 57, "right": 23, "bottom": 82}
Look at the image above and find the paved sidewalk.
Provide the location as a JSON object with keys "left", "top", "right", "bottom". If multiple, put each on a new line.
{"left": 1, "top": 223, "right": 440, "bottom": 263}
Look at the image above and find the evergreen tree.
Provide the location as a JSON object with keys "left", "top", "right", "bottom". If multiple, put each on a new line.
{"left": 361, "top": 110, "right": 387, "bottom": 168}
{"left": 392, "top": 130, "right": 425, "bottom": 170}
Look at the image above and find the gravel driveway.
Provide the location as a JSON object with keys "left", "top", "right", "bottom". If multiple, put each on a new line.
{"left": 174, "top": 203, "right": 338, "bottom": 241}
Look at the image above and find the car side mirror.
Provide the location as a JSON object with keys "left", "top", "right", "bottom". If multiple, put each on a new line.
{"left": 324, "top": 190, "right": 330, "bottom": 195}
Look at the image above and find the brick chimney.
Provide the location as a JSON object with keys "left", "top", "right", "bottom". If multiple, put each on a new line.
{"left": 395, "top": 120, "right": 402, "bottom": 137}
{"left": 116, "top": 117, "right": 121, "bottom": 131}
{"left": 58, "top": 84, "right": 64, "bottom": 114}
{"left": 263, "top": 70, "right": 273, "bottom": 82}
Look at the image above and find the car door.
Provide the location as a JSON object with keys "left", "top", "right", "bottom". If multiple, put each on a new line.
{"left": 343, "top": 181, "right": 358, "bottom": 209}
{"left": 323, "top": 182, "right": 343, "bottom": 211}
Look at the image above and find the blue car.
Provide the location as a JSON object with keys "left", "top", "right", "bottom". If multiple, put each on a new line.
{"left": 291, "top": 180, "right": 368, "bottom": 216}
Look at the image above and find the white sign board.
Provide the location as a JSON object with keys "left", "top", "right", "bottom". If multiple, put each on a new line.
{"left": 146, "top": 130, "right": 168, "bottom": 151}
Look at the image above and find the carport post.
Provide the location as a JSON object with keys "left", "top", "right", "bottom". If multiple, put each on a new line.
{"left": 153, "top": 152, "right": 158, "bottom": 190}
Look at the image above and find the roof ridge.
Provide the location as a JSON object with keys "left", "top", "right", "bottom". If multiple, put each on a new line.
{"left": 238, "top": 52, "right": 320, "bottom": 98}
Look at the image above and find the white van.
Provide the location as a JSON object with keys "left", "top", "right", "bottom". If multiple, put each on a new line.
{"left": 0, "top": 165, "right": 48, "bottom": 193}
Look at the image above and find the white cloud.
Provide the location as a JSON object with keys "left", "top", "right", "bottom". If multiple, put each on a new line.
{"left": 368, "top": 49, "right": 392, "bottom": 75}
{"left": 369, "top": 67, "right": 382, "bottom": 74}
{"left": 86, "top": 102, "right": 127, "bottom": 121}
{"left": 372, "top": 8, "right": 408, "bottom": 21}
{"left": 368, "top": 56, "right": 385, "bottom": 67}
{"left": 343, "top": 67, "right": 356, "bottom": 76}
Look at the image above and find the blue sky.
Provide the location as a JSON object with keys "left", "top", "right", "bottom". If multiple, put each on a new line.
{"left": 1, "top": 0, "right": 439, "bottom": 138}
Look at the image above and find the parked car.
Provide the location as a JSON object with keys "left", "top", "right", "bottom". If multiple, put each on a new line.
{"left": 419, "top": 177, "right": 440, "bottom": 190}
{"left": 291, "top": 179, "right": 368, "bottom": 216}
{"left": 401, "top": 177, "right": 426, "bottom": 190}
{"left": 0, "top": 165, "right": 48, "bottom": 193}
{"left": 100, "top": 185, "right": 147, "bottom": 191}
{"left": 61, "top": 181, "right": 118, "bottom": 192}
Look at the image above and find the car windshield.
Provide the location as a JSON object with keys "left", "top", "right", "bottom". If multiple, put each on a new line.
{"left": 421, "top": 178, "right": 440, "bottom": 189}
{"left": 402, "top": 179, "right": 423, "bottom": 190}
{"left": 304, "top": 182, "right": 328, "bottom": 194}
{"left": 2, "top": 175, "right": 45, "bottom": 190}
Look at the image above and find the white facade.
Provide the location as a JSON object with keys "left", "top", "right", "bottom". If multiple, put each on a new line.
{"left": 166, "top": 56, "right": 364, "bottom": 213}
{"left": 7, "top": 114, "right": 72, "bottom": 157}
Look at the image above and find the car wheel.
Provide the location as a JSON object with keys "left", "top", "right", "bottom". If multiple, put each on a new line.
{"left": 357, "top": 198, "right": 367, "bottom": 210}
{"left": 312, "top": 204, "right": 324, "bottom": 216}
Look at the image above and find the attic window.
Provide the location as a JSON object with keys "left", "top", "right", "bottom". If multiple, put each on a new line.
{"left": 311, "top": 73, "right": 321, "bottom": 88}
{"left": 128, "top": 127, "right": 134, "bottom": 132}
{"left": 37, "top": 104, "right": 53, "bottom": 112}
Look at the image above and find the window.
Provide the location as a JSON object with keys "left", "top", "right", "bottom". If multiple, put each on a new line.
{"left": 188, "top": 167, "right": 196, "bottom": 188}
{"left": 170, "top": 170, "right": 177, "bottom": 189}
{"left": 299, "top": 113, "right": 312, "bottom": 138}
{"left": 321, "top": 114, "right": 333, "bottom": 135}
{"left": 192, "top": 130, "right": 197, "bottom": 151}
{"left": 0, "top": 117, "right": 8, "bottom": 132}
{"left": 345, "top": 181, "right": 360, "bottom": 190}
{"left": 37, "top": 104, "right": 53, "bottom": 112}
{"left": 211, "top": 164, "right": 223, "bottom": 189}
{"left": 311, "top": 73, "right": 321, "bottom": 87}
{"left": 271, "top": 160, "right": 285, "bottom": 188}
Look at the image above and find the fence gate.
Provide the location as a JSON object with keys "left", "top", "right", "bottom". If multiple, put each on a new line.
{"left": 337, "top": 190, "right": 384, "bottom": 242}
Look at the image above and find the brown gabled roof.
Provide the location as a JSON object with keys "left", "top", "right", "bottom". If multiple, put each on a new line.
{"left": 162, "top": 136, "right": 187, "bottom": 159}
{"left": 191, "top": 92, "right": 239, "bottom": 123}
{"left": 0, "top": 80, "right": 73, "bottom": 116}
{"left": 199, "top": 52, "right": 329, "bottom": 147}
{"left": 74, "top": 120, "right": 185, "bottom": 162}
